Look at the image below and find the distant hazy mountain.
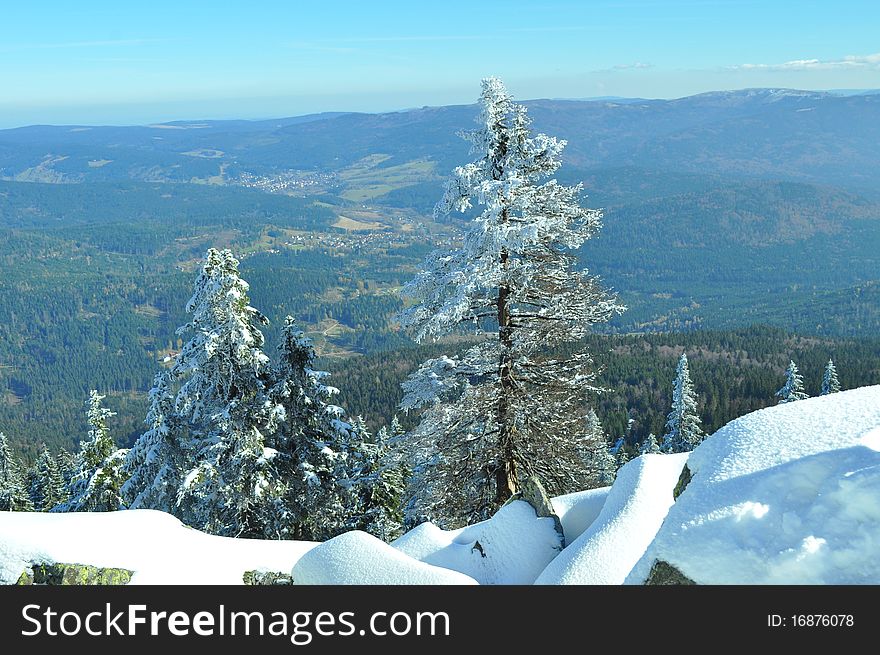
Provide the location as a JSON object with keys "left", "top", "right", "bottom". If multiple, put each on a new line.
{"left": 2, "top": 89, "right": 879, "bottom": 193}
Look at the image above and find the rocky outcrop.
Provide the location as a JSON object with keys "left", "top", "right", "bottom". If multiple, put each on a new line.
{"left": 673, "top": 464, "right": 692, "bottom": 500}
{"left": 16, "top": 563, "right": 133, "bottom": 585}
{"left": 505, "top": 475, "right": 565, "bottom": 549}
{"left": 242, "top": 570, "right": 293, "bottom": 585}
{"left": 644, "top": 560, "right": 696, "bottom": 585}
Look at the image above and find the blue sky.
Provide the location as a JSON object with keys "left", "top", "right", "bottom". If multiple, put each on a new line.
{"left": 2, "top": 0, "right": 879, "bottom": 127}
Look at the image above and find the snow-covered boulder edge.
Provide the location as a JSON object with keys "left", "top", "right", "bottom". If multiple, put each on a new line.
{"left": 626, "top": 385, "right": 880, "bottom": 584}
{"left": 536, "top": 453, "right": 688, "bottom": 584}
{"left": 0, "top": 509, "right": 318, "bottom": 585}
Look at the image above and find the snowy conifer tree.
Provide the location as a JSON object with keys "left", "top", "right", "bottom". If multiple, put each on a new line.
{"left": 169, "top": 248, "right": 282, "bottom": 537}
{"left": 264, "top": 316, "right": 352, "bottom": 540}
{"left": 29, "top": 446, "right": 67, "bottom": 511}
{"left": 122, "top": 371, "right": 186, "bottom": 512}
{"left": 345, "top": 421, "right": 406, "bottom": 542}
{"left": 399, "top": 77, "right": 623, "bottom": 527}
{"left": 776, "top": 359, "right": 809, "bottom": 404}
{"left": 639, "top": 433, "right": 661, "bottom": 455}
{"left": 820, "top": 358, "right": 841, "bottom": 395}
{"left": 0, "top": 433, "right": 32, "bottom": 511}
{"left": 661, "top": 354, "right": 704, "bottom": 453}
{"left": 58, "top": 390, "right": 128, "bottom": 512}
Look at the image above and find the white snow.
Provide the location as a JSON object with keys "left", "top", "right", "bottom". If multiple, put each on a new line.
{"left": 4, "top": 386, "right": 880, "bottom": 586}
{"left": 292, "top": 530, "right": 478, "bottom": 585}
{"left": 391, "top": 499, "right": 563, "bottom": 584}
{"left": 626, "top": 385, "right": 880, "bottom": 584}
{"left": 550, "top": 486, "right": 610, "bottom": 543}
{"left": 535, "top": 453, "right": 688, "bottom": 585}
{"left": 0, "top": 509, "right": 318, "bottom": 585}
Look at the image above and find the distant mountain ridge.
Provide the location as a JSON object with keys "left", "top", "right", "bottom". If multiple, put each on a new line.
{"left": 2, "top": 88, "right": 880, "bottom": 193}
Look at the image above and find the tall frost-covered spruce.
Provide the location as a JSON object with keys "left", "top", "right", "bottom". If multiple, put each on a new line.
{"left": 776, "top": 359, "right": 809, "bottom": 404}
{"left": 264, "top": 316, "right": 353, "bottom": 540}
{"left": 661, "top": 353, "right": 704, "bottom": 453}
{"left": 820, "top": 358, "right": 841, "bottom": 395}
{"left": 399, "top": 77, "right": 623, "bottom": 527}
{"left": 168, "top": 248, "right": 282, "bottom": 537}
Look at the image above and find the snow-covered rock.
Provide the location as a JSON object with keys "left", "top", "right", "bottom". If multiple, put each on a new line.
{"left": 535, "top": 453, "right": 688, "bottom": 585}
{"left": 0, "top": 509, "right": 318, "bottom": 584}
{"left": 550, "top": 486, "right": 610, "bottom": 543}
{"left": 392, "top": 499, "right": 563, "bottom": 584}
{"left": 626, "top": 385, "right": 880, "bottom": 584}
{"left": 292, "top": 530, "right": 478, "bottom": 585}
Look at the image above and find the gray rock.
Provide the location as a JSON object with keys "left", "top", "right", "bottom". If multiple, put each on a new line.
{"left": 644, "top": 559, "right": 696, "bottom": 585}
{"left": 504, "top": 475, "right": 565, "bottom": 549}
{"left": 673, "top": 464, "right": 692, "bottom": 500}
{"left": 16, "top": 563, "right": 133, "bottom": 585}
{"left": 242, "top": 570, "right": 294, "bottom": 585}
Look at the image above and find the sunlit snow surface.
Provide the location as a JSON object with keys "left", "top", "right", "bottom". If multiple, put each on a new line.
{"left": 391, "top": 500, "right": 563, "bottom": 584}
{"left": 536, "top": 453, "right": 689, "bottom": 584}
{"left": 293, "top": 530, "right": 478, "bottom": 585}
{"left": 3, "top": 386, "right": 879, "bottom": 585}
{"left": 626, "top": 385, "right": 880, "bottom": 584}
{"left": 0, "top": 509, "right": 318, "bottom": 584}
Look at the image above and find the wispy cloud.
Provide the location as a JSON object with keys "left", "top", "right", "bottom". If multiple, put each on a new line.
{"left": 612, "top": 62, "right": 654, "bottom": 70}
{"left": 732, "top": 53, "right": 880, "bottom": 71}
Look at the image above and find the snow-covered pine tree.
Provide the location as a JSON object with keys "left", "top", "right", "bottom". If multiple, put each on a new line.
{"left": 0, "top": 432, "right": 33, "bottom": 511}
{"left": 170, "top": 248, "right": 281, "bottom": 537}
{"left": 58, "top": 390, "right": 128, "bottom": 512}
{"left": 122, "top": 371, "right": 187, "bottom": 512}
{"left": 264, "top": 315, "right": 351, "bottom": 540}
{"left": 345, "top": 421, "right": 406, "bottom": 542}
{"left": 398, "top": 77, "right": 624, "bottom": 527}
{"left": 56, "top": 449, "right": 77, "bottom": 489}
{"left": 776, "top": 359, "right": 809, "bottom": 404}
{"left": 639, "top": 433, "right": 661, "bottom": 455}
{"left": 820, "top": 358, "right": 841, "bottom": 395}
{"left": 29, "top": 446, "right": 67, "bottom": 511}
{"left": 661, "top": 353, "right": 704, "bottom": 453}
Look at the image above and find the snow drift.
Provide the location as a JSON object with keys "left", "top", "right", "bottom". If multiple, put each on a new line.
{"left": 626, "top": 385, "right": 880, "bottom": 584}
{"left": 293, "top": 530, "right": 478, "bottom": 585}
{"left": 391, "top": 499, "right": 563, "bottom": 584}
{"left": 536, "top": 453, "right": 688, "bottom": 585}
{"left": 0, "top": 509, "right": 318, "bottom": 585}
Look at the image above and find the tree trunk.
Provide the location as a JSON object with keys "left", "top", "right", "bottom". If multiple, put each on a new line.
{"left": 495, "top": 244, "right": 518, "bottom": 508}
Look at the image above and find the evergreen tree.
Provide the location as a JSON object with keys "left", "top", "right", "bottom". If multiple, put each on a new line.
{"left": 0, "top": 432, "right": 33, "bottom": 511}
{"left": 639, "top": 433, "right": 661, "bottom": 455}
{"left": 820, "top": 358, "right": 841, "bottom": 395}
{"left": 345, "top": 421, "right": 406, "bottom": 542}
{"left": 29, "top": 446, "right": 66, "bottom": 511}
{"left": 662, "top": 353, "right": 704, "bottom": 453}
{"left": 170, "top": 248, "right": 281, "bottom": 537}
{"left": 122, "top": 371, "right": 187, "bottom": 512}
{"left": 264, "top": 316, "right": 352, "bottom": 540}
{"left": 776, "top": 359, "right": 809, "bottom": 404}
{"left": 58, "top": 390, "right": 128, "bottom": 512}
{"left": 55, "top": 449, "right": 78, "bottom": 489}
{"left": 398, "top": 77, "right": 623, "bottom": 527}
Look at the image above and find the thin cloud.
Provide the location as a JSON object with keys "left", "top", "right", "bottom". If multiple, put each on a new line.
{"left": 612, "top": 62, "right": 654, "bottom": 70}
{"left": 732, "top": 53, "right": 880, "bottom": 71}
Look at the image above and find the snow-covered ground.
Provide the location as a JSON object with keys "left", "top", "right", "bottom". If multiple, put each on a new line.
{"left": 536, "top": 453, "right": 688, "bottom": 585}
{"left": 3, "top": 385, "right": 879, "bottom": 585}
{"left": 0, "top": 509, "right": 318, "bottom": 584}
{"left": 626, "top": 385, "right": 880, "bottom": 584}
{"left": 391, "top": 499, "right": 563, "bottom": 584}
